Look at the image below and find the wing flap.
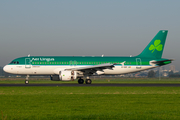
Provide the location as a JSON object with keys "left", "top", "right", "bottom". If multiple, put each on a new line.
{"left": 65, "top": 63, "right": 116, "bottom": 75}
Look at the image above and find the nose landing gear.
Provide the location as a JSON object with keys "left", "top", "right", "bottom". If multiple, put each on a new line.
{"left": 25, "top": 75, "right": 29, "bottom": 84}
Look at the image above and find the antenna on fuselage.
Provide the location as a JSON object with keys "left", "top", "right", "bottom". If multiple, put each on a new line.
{"left": 28, "top": 54, "right": 30, "bottom": 57}
{"left": 102, "top": 54, "right": 104, "bottom": 57}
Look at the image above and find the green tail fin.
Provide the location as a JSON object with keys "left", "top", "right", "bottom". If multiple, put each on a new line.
{"left": 137, "top": 30, "right": 168, "bottom": 59}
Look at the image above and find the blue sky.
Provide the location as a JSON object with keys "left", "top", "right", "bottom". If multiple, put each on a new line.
{"left": 0, "top": 0, "right": 180, "bottom": 70}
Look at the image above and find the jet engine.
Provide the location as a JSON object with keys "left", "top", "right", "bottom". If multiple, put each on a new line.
{"left": 50, "top": 71, "right": 77, "bottom": 81}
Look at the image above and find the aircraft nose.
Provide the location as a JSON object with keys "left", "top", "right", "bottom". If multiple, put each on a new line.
{"left": 3, "top": 65, "right": 9, "bottom": 73}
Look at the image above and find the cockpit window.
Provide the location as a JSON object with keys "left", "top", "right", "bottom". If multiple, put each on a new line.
{"left": 10, "top": 61, "right": 19, "bottom": 64}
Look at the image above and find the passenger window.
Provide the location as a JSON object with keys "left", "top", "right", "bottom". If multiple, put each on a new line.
{"left": 17, "top": 61, "right": 19, "bottom": 64}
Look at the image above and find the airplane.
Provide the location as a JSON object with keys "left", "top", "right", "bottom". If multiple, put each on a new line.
{"left": 3, "top": 30, "right": 173, "bottom": 84}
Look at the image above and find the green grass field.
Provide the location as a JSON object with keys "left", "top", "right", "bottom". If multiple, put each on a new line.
{"left": 1, "top": 86, "right": 180, "bottom": 120}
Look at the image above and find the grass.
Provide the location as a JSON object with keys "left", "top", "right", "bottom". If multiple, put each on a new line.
{"left": 1, "top": 87, "right": 180, "bottom": 119}
{"left": 1, "top": 77, "right": 180, "bottom": 84}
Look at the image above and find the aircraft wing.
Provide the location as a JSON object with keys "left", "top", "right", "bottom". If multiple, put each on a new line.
{"left": 65, "top": 63, "right": 116, "bottom": 75}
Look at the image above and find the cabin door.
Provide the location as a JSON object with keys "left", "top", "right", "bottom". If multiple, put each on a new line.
{"left": 25, "top": 58, "right": 31, "bottom": 68}
{"left": 136, "top": 58, "right": 141, "bottom": 69}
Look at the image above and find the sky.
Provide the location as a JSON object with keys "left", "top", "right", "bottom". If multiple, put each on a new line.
{"left": 0, "top": 0, "right": 180, "bottom": 70}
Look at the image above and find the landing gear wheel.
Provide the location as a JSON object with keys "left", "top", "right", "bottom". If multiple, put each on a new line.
{"left": 78, "top": 79, "right": 84, "bottom": 84}
{"left": 25, "top": 80, "right": 29, "bottom": 84}
{"left": 86, "top": 79, "right": 92, "bottom": 84}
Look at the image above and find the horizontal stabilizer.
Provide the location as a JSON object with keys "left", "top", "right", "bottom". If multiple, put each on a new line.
{"left": 151, "top": 59, "right": 173, "bottom": 66}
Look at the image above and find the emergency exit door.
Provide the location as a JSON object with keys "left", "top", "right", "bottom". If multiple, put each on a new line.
{"left": 25, "top": 58, "right": 31, "bottom": 68}
{"left": 136, "top": 58, "right": 141, "bottom": 69}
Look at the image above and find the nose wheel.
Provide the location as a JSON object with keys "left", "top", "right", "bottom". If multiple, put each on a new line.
{"left": 25, "top": 75, "right": 29, "bottom": 84}
{"left": 25, "top": 80, "right": 29, "bottom": 84}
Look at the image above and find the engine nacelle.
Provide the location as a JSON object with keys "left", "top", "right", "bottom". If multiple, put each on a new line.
{"left": 50, "top": 71, "right": 77, "bottom": 81}
{"left": 59, "top": 71, "right": 77, "bottom": 81}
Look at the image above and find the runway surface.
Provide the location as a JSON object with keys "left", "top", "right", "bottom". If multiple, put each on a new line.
{"left": 1, "top": 83, "right": 180, "bottom": 87}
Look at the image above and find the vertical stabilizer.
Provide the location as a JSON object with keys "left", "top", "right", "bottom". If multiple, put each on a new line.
{"left": 137, "top": 30, "right": 168, "bottom": 59}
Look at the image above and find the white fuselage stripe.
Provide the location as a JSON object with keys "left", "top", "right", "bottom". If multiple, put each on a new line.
{"left": 4, "top": 65, "right": 157, "bottom": 75}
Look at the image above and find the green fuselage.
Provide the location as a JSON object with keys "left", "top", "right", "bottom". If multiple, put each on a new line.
{"left": 8, "top": 56, "right": 169, "bottom": 66}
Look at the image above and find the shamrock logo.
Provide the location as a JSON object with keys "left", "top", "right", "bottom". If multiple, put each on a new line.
{"left": 149, "top": 40, "right": 163, "bottom": 53}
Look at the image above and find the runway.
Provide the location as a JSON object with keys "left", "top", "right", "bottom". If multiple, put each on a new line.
{"left": 1, "top": 83, "right": 180, "bottom": 87}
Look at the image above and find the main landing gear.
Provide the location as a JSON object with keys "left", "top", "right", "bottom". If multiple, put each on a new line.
{"left": 25, "top": 75, "right": 29, "bottom": 84}
{"left": 85, "top": 79, "right": 92, "bottom": 84}
{"left": 78, "top": 78, "right": 92, "bottom": 84}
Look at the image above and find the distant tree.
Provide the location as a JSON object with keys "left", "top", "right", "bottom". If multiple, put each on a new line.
{"left": 0, "top": 67, "right": 3, "bottom": 76}
{"left": 148, "top": 70, "right": 156, "bottom": 78}
{"left": 4, "top": 72, "right": 9, "bottom": 77}
{"left": 155, "top": 70, "right": 159, "bottom": 77}
{"left": 169, "top": 71, "right": 180, "bottom": 78}
{"left": 168, "top": 70, "right": 174, "bottom": 77}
